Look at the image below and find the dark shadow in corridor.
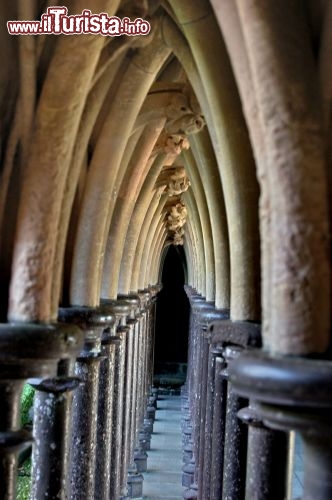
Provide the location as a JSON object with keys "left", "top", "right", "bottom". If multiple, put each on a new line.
{"left": 154, "top": 246, "right": 190, "bottom": 384}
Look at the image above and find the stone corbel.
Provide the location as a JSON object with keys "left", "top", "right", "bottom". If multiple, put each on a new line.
{"left": 166, "top": 202, "right": 187, "bottom": 230}
{"left": 164, "top": 198, "right": 188, "bottom": 246}
{"left": 163, "top": 83, "right": 205, "bottom": 136}
{"left": 153, "top": 132, "right": 190, "bottom": 158}
{"left": 167, "top": 166, "right": 191, "bottom": 196}
{"left": 155, "top": 164, "right": 191, "bottom": 198}
{"left": 173, "top": 228, "right": 185, "bottom": 246}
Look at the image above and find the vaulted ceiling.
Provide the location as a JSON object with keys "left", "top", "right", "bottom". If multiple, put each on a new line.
{"left": 1, "top": 0, "right": 331, "bottom": 356}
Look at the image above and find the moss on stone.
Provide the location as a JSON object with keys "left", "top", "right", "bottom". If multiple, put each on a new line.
{"left": 20, "top": 384, "right": 35, "bottom": 427}
{"left": 16, "top": 458, "right": 31, "bottom": 500}
{"left": 16, "top": 384, "right": 34, "bottom": 499}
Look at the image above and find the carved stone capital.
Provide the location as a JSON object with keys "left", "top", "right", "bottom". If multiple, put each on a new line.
{"left": 166, "top": 202, "right": 187, "bottom": 230}
{"left": 164, "top": 83, "right": 205, "bottom": 136}
{"left": 165, "top": 114, "right": 205, "bottom": 136}
{"left": 153, "top": 132, "right": 190, "bottom": 157}
{"left": 167, "top": 166, "right": 191, "bottom": 196}
{"left": 155, "top": 165, "right": 191, "bottom": 197}
{"left": 165, "top": 200, "right": 187, "bottom": 246}
{"left": 173, "top": 230, "right": 185, "bottom": 246}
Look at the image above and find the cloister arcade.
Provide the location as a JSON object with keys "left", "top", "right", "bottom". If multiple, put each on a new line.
{"left": 0, "top": 1, "right": 332, "bottom": 499}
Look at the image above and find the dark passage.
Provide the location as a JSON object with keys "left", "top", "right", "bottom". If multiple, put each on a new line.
{"left": 154, "top": 246, "right": 190, "bottom": 387}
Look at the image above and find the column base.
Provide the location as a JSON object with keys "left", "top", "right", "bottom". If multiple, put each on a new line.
{"left": 183, "top": 441, "right": 193, "bottom": 464}
{"left": 183, "top": 481, "right": 198, "bottom": 499}
{"left": 139, "top": 430, "right": 151, "bottom": 451}
{"left": 134, "top": 449, "right": 148, "bottom": 473}
{"left": 182, "top": 460, "right": 195, "bottom": 487}
{"left": 146, "top": 405, "right": 156, "bottom": 420}
{"left": 127, "top": 472, "right": 144, "bottom": 499}
{"left": 144, "top": 417, "right": 154, "bottom": 435}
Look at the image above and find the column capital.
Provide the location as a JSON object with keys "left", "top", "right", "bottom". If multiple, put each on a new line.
{"left": 208, "top": 320, "right": 261, "bottom": 349}
{"left": 229, "top": 350, "right": 332, "bottom": 417}
{"left": 0, "top": 322, "right": 84, "bottom": 378}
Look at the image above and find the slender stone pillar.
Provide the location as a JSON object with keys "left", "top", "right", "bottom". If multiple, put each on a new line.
{"left": 112, "top": 323, "right": 131, "bottom": 498}
{"left": 30, "top": 364, "right": 80, "bottom": 500}
{"left": 129, "top": 314, "right": 141, "bottom": 472}
{"left": 94, "top": 312, "right": 117, "bottom": 500}
{"left": 238, "top": 403, "right": 288, "bottom": 500}
{"left": 138, "top": 290, "right": 151, "bottom": 410}
{"left": 0, "top": 323, "right": 83, "bottom": 500}
{"left": 127, "top": 297, "right": 151, "bottom": 498}
{"left": 58, "top": 307, "right": 113, "bottom": 500}
{"left": 230, "top": 351, "right": 332, "bottom": 500}
{"left": 100, "top": 299, "right": 131, "bottom": 499}
{"left": 197, "top": 308, "right": 229, "bottom": 500}
{"left": 181, "top": 286, "right": 197, "bottom": 480}
{"left": 117, "top": 294, "right": 142, "bottom": 499}
{"left": 183, "top": 298, "right": 215, "bottom": 499}
{"left": 147, "top": 286, "right": 159, "bottom": 394}
{"left": 207, "top": 319, "right": 261, "bottom": 500}
{"left": 184, "top": 288, "right": 202, "bottom": 407}
{"left": 222, "top": 345, "right": 248, "bottom": 500}
{"left": 210, "top": 355, "right": 227, "bottom": 500}
{"left": 182, "top": 300, "right": 205, "bottom": 498}
{"left": 201, "top": 331, "right": 227, "bottom": 497}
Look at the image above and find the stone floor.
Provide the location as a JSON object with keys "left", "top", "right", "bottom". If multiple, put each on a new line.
{"left": 143, "top": 394, "right": 304, "bottom": 500}
{"left": 143, "top": 395, "right": 185, "bottom": 499}
{"left": 292, "top": 433, "right": 304, "bottom": 498}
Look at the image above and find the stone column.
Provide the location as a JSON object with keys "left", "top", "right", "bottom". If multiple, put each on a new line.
{"left": 0, "top": 323, "right": 83, "bottom": 500}
{"left": 183, "top": 298, "right": 216, "bottom": 499}
{"left": 180, "top": 290, "right": 203, "bottom": 489}
{"left": 210, "top": 354, "right": 227, "bottom": 500}
{"left": 125, "top": 290, "right": 155, "bottom": 499}
{"left": 147, "top": 285, "right": 161, "bottom": 393}
{"left": 222, "top": 345, "right": 248, "bottom": 500}
{"left": 30, "top": 362, "right": 80, "bottom": 500}
{"left": 238, "top": 403, "right": 289, "bottom": 500}
{"left": 230, "top": 351, "right": 332, "bottom": 500}
{"left": 144, "top": 286, "right": 159, "bottom": 425}
{"left": 58, "top": 306, "right": 113, "bottom": 500}
{"left": 200, "top": 311, "right": 229, "bottom": 500}
{"left": 117, "top": 294, "right": 143, "bottom": 499}
{"left": 196, "top": 308, "right": 230, "bottom": 500}
{"left": 134, "top": 290, "right": 153, "bottom": 478}
{"left": 100, "top": 299, "right": 131, "bottom": 499}
{"left": 94, "top": 311, "right": 117, "bottom": 500}
{"left": 207, "top": 319, "right": 262, "bottom": 500}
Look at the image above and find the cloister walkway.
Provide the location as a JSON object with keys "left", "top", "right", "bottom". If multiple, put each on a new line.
{"left": 143, "top": 395, "right": 185, "bottom": 499}
{"left": 142, "top": 394, "right": 304, "bottom": 500}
